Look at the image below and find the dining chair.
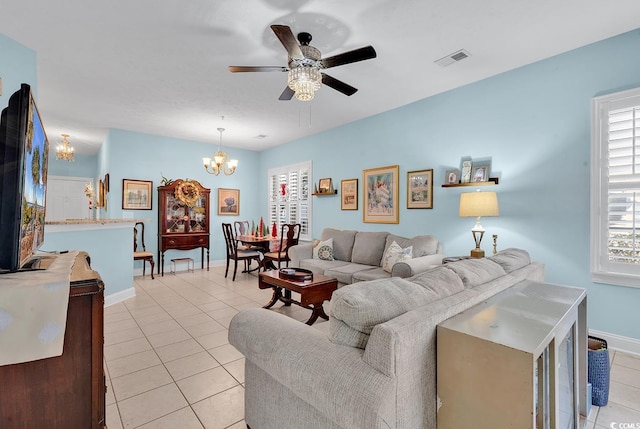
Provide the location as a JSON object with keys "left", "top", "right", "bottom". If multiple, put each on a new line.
{"left": 133, "top": 222, "right": 155, "bottom": 279}
{"left": 234, "top": 220, "right": 260, "bottom": 251}
{"left": 222, "top": 223, "right": 262, "bottom": 281}
{"left": 263, "top": 223, "right": 301, "bottom": 269}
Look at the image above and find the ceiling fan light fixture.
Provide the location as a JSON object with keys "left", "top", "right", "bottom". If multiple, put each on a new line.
{"left": 288, "top": 67, "right": 321, "bottom": 101}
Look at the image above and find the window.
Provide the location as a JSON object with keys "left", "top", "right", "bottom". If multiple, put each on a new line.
{"left": 267, "top": 161, "right": 312, "bottom": 241}
{"left": 591, "top": 87, "right": 640, "bottom": 287}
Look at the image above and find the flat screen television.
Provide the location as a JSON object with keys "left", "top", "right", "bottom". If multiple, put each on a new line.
{"left": 0, "top": 83, "right": 50, "bottom": 273}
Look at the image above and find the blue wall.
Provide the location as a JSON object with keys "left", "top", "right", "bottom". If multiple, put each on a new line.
{"left": 102, "top": 128, "right": 261, "bottom": 271}
{"left": 48, "top": 153, "right": 97, "bottom": 178}
{"left": 3, "top": 29, "right": 640, "bottom": 340}
{"left": 260, "top": 29, "right": 640, "bottom": 340}
{"left": 0, "top": 34, "right": 37, "bottom": 106}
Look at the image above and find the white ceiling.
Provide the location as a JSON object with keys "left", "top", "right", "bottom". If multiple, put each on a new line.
{"left": 2, "top": 0, "right": 640, "bottom": 155}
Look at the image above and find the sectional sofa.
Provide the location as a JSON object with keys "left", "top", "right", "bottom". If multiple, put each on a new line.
{"left": 288, "top": 227, "right": 445, "bottom": 284}
{"left": 229, "top": 248, "right": 544, "bottom": 429}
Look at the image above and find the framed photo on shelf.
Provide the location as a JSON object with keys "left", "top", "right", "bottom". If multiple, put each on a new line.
{"left": 445, "top": 169, "right": 459, "bottom": 185}
{"left": 407, "top": 169, "right": 433, "bottom": 209}
{"left": 363, "top": 165, "right": 399, "bottom": 224}
{"left": 318, "top": 177, "right": 332, "bottom": 193}
{"left": 122, "top": 179, "right": 153, "bottom": 210}
{"left": 471, "top": 163, "right": 491, "bottom": 183}
{"left": 341, "top": 178, "right": 358, "bottom": 210}
{"left": 218, "top": 188, "right": 240, "bottom": 215}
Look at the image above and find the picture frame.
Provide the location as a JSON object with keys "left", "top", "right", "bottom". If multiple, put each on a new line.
{"left": 341, "top": 178, "right": 358, "bottom": 210}
{"left": 471, "top": 163, "right": 491, "bottom": 183}
{"left": 218, "top": 188, "right": 240, "bottom": 215}
{"left": 363, "top": 165, "right": 399, "bottom": 224}
{"left": 445, "top": 169, "right": 460, "bottom": 185}
{"left": 318, "top": 177, "right": 332, "bottom": 194}
{"left": 97, "top": 179, "right": 106, "bottom": 208}
{"left": 407, "top": 169, "right": 433, "bottom": 209}
{"left": 104, "top": 173, "right": 110, "bottom": 192}
{"left": 122, "top": 179, "right": 153, "bottom": 210}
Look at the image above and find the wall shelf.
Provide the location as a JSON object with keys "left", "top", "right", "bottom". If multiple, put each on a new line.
{"left": 312, "top": 190, "right": 338, "bottom": 196}
{"left": 442, "top": 178, "right": 499, "bottom": 188}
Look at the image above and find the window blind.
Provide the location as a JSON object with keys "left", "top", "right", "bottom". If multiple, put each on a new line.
{"left": 591, "top": 87, "right": 640, "bottom": 287}
{"left": 267, "top": 161, "right": 311, "bottom": 241}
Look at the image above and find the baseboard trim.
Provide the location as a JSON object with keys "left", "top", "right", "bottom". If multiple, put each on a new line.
{"left": 589, "top": 329, "right": 640, "bottom": 356}
{"left": 105, "top": 287, "right": 136, "bottom": 307}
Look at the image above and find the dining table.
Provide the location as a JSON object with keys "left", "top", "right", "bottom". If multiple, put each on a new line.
{"left": 236, "top": 234, "right": 280, "bottom": 271}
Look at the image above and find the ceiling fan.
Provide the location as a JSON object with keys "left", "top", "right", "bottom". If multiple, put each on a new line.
{"left": 229, "top": 25, "right": 377, "bottom": 101}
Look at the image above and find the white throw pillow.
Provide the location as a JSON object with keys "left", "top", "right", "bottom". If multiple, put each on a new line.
{"left": 382, "top": 241, "right": 413, "bottom": 273}
{"left": 313, "top": 238, "right": 334, "bottom": 261}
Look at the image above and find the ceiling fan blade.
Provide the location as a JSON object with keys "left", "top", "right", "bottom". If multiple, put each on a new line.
{"left": 278, "top": 86, "right": 295, "bottom": 101}
{"left": 321, "top": 73, "right": 358, "bottom": 96}
{"left": 270, "top": 25, "right": 304, "bottom": 60}
{"left": 228, "top": 66, "right": 287, "bottom": 73}
{"left": 321, "top": 46, "right": 377, "bottom": 69}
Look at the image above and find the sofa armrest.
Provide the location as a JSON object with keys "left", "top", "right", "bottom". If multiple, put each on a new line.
{"left": 229, "top": 308, "right": 395, "bottom": 428}
{"left": 391, "top": 253, "right": 444, "bottom": 278}
{"left": 287, "top": 242, "right": 313, "bottom": 267}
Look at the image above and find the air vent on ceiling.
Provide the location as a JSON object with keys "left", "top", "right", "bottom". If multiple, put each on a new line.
{"left": 435, "top": 49, "right": 471, "bottom": 67}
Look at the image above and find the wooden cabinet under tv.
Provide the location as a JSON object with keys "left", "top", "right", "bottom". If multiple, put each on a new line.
{"left": 157, "top": 179, "right": 211, "bottom": 276}
{"left": 0, "top": 252, "right": 106, "bottom": 429}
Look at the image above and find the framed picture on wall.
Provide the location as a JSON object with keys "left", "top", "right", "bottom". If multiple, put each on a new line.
{"left": 341, "top": 178, "right": 358, "bottom": 210}
{"left": 218, "top": 188, "right": 240, "bottom": 215}
{"left": 363, "top": 165, "right": 399, "bottom": 223}
{"left": 445, "top": 169, "right": 459, "bottom": 185}
{"left": 122, "top": 179, "right": 153, "bottom": 210}
{"left": 407, "top": 169, "right": 433, "bottom": 209}
{"left": 318, "top": 177, "right": 333, "bottom": 193}
{"left": 471, "top": 163, "right": 491, "bottom": 182}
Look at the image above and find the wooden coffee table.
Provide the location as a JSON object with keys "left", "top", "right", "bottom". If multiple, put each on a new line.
{"left": 258, "top": 269, "right": 338, "bottom": 325}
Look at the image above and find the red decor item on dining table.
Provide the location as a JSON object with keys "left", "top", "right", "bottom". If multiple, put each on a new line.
{"left": 272, "top": 222, "right": 277, "bottom": 238}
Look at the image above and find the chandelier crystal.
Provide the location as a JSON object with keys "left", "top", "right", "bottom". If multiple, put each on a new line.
{"left": 288, "top": 67, "right": 321, "bottom": 101}
{"left": 55, "top": 133, "right": 75, "bottom": 162}
{"left": 202, "top": 126, "right": 238, "bottom": 176}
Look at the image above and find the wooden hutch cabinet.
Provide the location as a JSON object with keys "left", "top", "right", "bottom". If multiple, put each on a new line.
{"left": 157, "top": 179, "right": 210, "bottom": 276}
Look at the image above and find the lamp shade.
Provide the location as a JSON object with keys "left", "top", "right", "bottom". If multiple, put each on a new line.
{"left": 459, "top": 191, "right": 499, "bottom": 217}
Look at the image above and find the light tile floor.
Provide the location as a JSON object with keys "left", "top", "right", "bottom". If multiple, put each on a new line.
{"left": 105, "top": 266, "right": 640, "bottom": 428}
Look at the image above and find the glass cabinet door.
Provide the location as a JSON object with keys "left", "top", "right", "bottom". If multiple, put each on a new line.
{"left": 165, "top": 193, "right": 186, "bottom": 233}
{"left": 188, "top": 194, "right": 207, "bottom": 232}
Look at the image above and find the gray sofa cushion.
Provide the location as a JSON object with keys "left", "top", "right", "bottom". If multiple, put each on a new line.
{"left": 444, "top": 258, "right": 506, "bottom": 288}
{"left": 351, "top": 231, "right": 388, "bottom": 266}
{"left": 352, "top": 267, "right": 391, "bottom": 283}
{"left": 488, "top": 248, "right": 531, "bottom": 273}
{"left": 329, "top": 268, "right": 465, "bottom": 349}
{"left": 321, "top": 228, "right": 357, "bottom": 262}
{"left": 385, "top": 234, "right": 439, "bottom": 258}
{"left": 324, "top": 263, "right": 377, "bottom": 285}
{"left": 300, "top": 259, "right": 350, "bottom": 276}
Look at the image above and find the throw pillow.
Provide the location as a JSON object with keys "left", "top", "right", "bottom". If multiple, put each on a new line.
{"left": 313, "top": 238, "right": 334, "bottom": 261}
{"left": 382, "top": 241, "right": 413, "bottom": 273}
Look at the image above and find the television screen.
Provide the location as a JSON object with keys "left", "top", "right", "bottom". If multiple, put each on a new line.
{"left": 0, "top": 83, "right": 50, "bottom": 272}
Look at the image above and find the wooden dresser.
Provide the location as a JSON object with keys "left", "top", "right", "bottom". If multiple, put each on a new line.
{"left": 0, "top": 252, "right": 106, "bottom": 428}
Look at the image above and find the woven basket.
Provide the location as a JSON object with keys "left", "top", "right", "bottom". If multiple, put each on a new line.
{"left": 587, "top": 336, "right": 610, "bottom": 406}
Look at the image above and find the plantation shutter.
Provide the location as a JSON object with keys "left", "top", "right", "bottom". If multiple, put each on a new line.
{"left": 267, "top": 161, "right": 312, "bottom": 241}
{"left": 607, "top": 106, "right": 640, "bottom": 264}
{"left": 591, "top": 88, "right": 640, "bottom": 286}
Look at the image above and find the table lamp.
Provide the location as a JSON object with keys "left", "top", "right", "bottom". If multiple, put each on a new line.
{"left": 459, "top": 190, "right": 499, "bottom": 258}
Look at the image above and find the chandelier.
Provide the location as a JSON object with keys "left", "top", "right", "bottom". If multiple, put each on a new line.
{"left": 288, "top": 66, "right": 321, "bottom": 101}
{"left": 55, "top": 133, "right": 75, "bottom": 162}
{"left": 202, "top": 127, "right": 238, "bottom": 176}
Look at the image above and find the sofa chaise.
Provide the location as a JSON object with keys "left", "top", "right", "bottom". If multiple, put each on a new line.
{"left": 288, "top": 227, "right": 444, "bottom": 285}
{"left": 229, "top": 248, "right": 544, "bottom": 429}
